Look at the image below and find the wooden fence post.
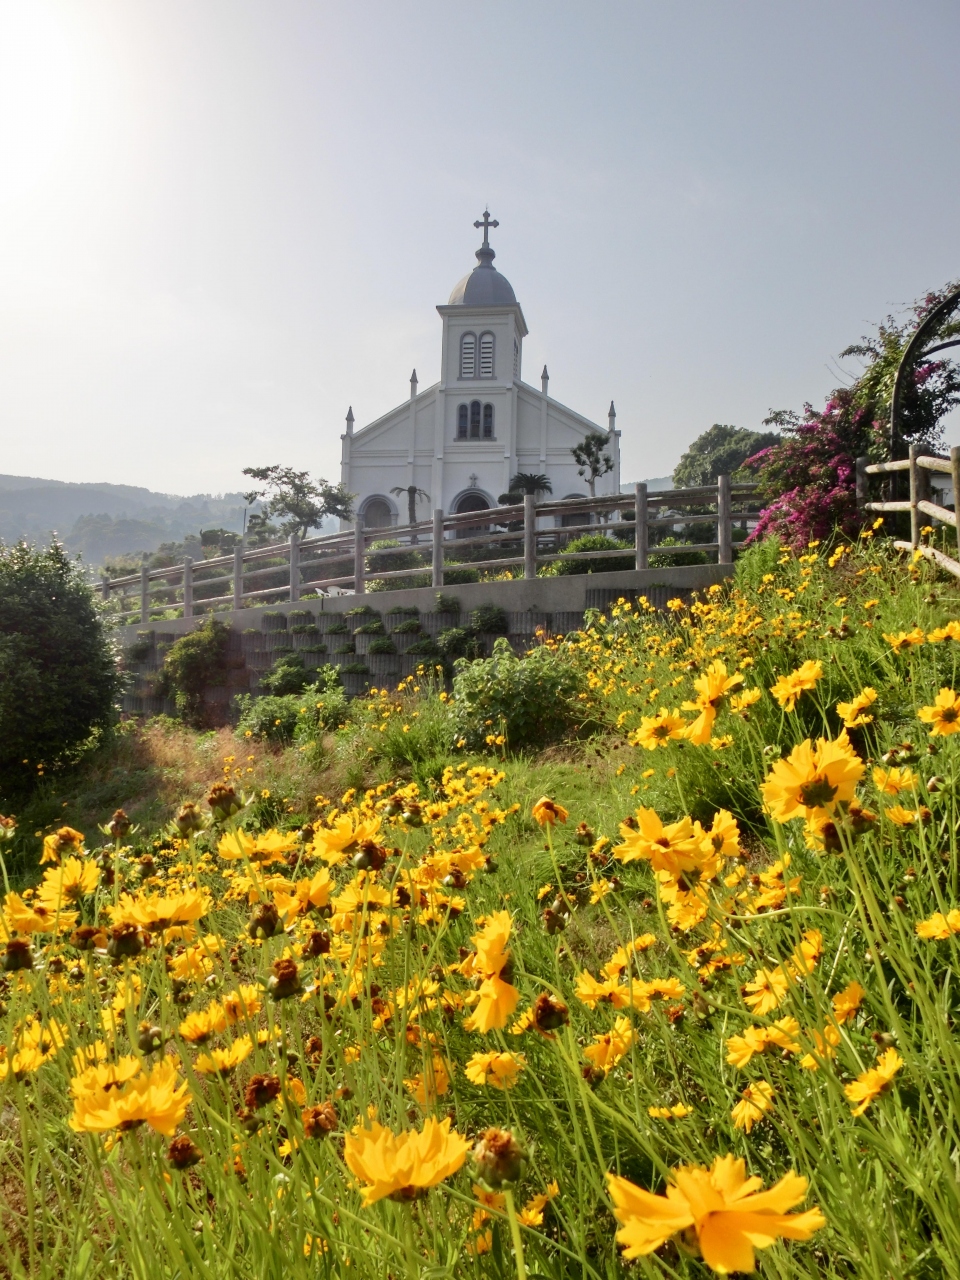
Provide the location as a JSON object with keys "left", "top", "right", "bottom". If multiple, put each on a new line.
{"left": 523, "top": 494, "right": 537, "bottom": 580}
{"left": 353, "top": 525, "right": 365, "bottom": 595}
{"left": 182, "top": 557, "right": 193, "bottom": 619}
{"left": 140, "top": 566, "right": 149, "bottom": 625}
{"left": 855, "top": 456, "right": 868, "bottom": 509}
{"left": 717, "top": 473, "right": 733, "bottom": 564}
{"left": 909, "top": 444, "right": 924, "bottom": 549}
{"left": 233, "top": 546, "right": 244, "bottom": 611}
{"left": 952, "top": 447, "right": 960, "bottom": 524}
{"left": 101, "top": 575, "right": 110, "bottom": 602}
{"left": 634, "top": 482, "right": 648, "bottom": 571}
{"left": 289, "top": 533, "right": 300, "bottom": 602}
{"left": 432, "top": 509, "right": 444, "bottom": 587}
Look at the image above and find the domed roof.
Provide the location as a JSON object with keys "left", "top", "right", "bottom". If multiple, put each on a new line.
{"left": 448, "top": 211, "right": 518, "bottom": 307}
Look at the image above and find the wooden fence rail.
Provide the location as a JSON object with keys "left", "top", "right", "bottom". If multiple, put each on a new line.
{"left": 101, "top": 480, "right": 760, "bottom": 626}
{"left": 857, "top": 445, "right": 960, "bottom": 579}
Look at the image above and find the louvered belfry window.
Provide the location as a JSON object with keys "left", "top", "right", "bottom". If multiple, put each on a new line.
{"left": 469, "top": 401, "right": 481, "bottom": 438}
{"left": 482, "top": 404, "right": 494, "bottom": 437}
{"left": 479, "top": 332, "right": 494, "bottom": 378}
{"left": 457, "top": 404, "right": 468, "bottom": 438}
{"left": 460, "top": 332, "right": 476, "bottom": 379}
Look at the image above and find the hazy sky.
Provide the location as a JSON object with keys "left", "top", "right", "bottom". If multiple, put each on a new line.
{"left": 1, "top": 1, "right": 958, "bottom": 496}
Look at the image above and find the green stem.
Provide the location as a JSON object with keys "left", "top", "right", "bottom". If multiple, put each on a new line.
{"left": 503, "top": 1190, "right": 527, "bottom": 1280}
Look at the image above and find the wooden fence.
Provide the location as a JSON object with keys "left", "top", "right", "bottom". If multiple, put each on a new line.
{"left": 857, "top": 445, "right": 960, "bottom": 579}
{"left": 101, "top": 479, "right": 760, "bottom": 627}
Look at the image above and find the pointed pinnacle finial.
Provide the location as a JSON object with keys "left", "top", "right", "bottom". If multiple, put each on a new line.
{"left": 345, "top": 406, "right": 354, "bottom": 435}
{"left": 410, "top": 368, "right": 418, "bottom": 386}
{"left": 541, "top": 365, "right": 549, "bottom": 394}
{"left": 608, "top": 401, "right": 616, "bottom": 418}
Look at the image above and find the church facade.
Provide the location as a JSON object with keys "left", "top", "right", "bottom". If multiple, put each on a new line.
{"left": 339, "top": 213, "right": 621, "bottom": 529}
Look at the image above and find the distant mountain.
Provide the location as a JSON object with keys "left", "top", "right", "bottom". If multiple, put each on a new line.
{"left": 0, "top": 475, "right": 250, "bottom": 569}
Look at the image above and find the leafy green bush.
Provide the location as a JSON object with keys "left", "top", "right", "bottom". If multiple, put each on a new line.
{"left": 354, "top": 621, "right": 385, "bottom": 635}
{"left": 367, "top": 637, "right": 397, "bottom": 655}
{"left": 648, "top": 535, "right": 709, "bottom": 568}
{"left": 0, "top": 540, "right": 121, "bottom": 797}
{"left": 444, "top": 566, "right": 480, "bottom": 584}
{"left": 435, "top": 594, "right": 461, "bottom": 615}
{"left": 234, "top": 693, "right": 301, "bottom": 743}
{"left": 469, "top": 604, "right": 508, "bottom": 634}
{"left": 436, "top": 627, "right": 482, "bottom": 660}
{"left": 386, "top": 605, "right": 419, "bottom": 616}
{"left": 341, "top": 661, "right": 370, "bottom": 675}
{"left": 258, "top": 652, "right": 315, "bottom": 696}
{"left": 451, "top": 637, "right": 588, "bottom": 752}
{"left": 406, "top": 636, "right": 439, "bottom": 656}
{"left": 554, "top": 533, "right": 634, "bottom": 574}
{"left": 392, "top": 618, "right": 421, "bottom": 634}
{"left": 155, "top": 618, "right": 229, "bottom": 727}
{"left": 325, "top": 620, "right": 349, "bottom": 634}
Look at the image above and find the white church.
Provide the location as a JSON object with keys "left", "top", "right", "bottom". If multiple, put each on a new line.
{"left": 340, "top": 213, "right": 621, "bottom": 529}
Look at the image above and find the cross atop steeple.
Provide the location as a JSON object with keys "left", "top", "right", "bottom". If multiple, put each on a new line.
{"left": 474, "top": 209, "right": 499, "bottom": 250}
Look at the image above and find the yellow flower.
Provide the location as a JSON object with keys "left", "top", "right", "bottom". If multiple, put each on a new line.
{"left": 111, "top": 888, "right": 208, "bottom": 932}
{"left": 927, "top": 620, "right": 960, "bottom": 643}
{"left": 729, "top": 687, "right": 762, "bottom": 715}
{"left": 343, "top": 1116, "right": 468, "bottom": 1206}
{"left": 178, "top": 1003, "right": 227, "bottom": 1044}
{"left": 217, "top": 829, "right": 298, "bottom": 866}
{"left": 222, "top": 984, "right": 263, "bottom": 1024}
{"left": 918, "top": 688, "right": 960, "bottom": 736}
{"left": 760, "top": 732, "right": 864, "bottom": 824}
{"left": 844, "top": 1048, "right": 903, "bottom": 1116}
{"left": 836, "top": 687, "right": 877, "bottom": 727}
{"left": 632, "top": 709, "right": 686, "bottom": 750}
{"left": 465, "top": 1051, "right": 526, "bottom": 1090}
{"left": 69, "top": 1057, "right": 190, "bottom": 1137}
{"left": 612, "top": 808, "right": 706, "bottom": 877}
{"left": 798, "top": 1025, "right": 841, "bottom": 1070}
{"left": 915, "top": 909, "right": 960, "bottom": 940}
{"left": 831, "top": 980, "right": 865, "bottom": 1023}
{"left": 70, "top": 1055, "right": 141, "bottom": 1096}
{"left": 647, "top": 1103, "right": 693, "bottom": 1120}
{"left": 872, "top": 766, "right": 918, "bottom": 796}
{"left": 40, "top": 826, "right": 85, "bottom": 865}
{"left": 607, "top": 1155, "right": 825, "bottom": 1271}
{"left": 404, "top": 1055, "right": 451, "bottom": 1106}
{"left": 583, "top": 1016, "right": 634, "bottom": 1073}
{"left": 2, "top": 891, "right": 77, "bottom": 936}
{"left": 309, "top": 812, "right": 382, "bottom": 865}
{"left": 731, "top": 1080, "right": 775, "bottom": 1133}
{"left": 884, "top": 627, "right": 925, "bottom": 653}
{"left": 36, "top": 857, "right": 99, "bottom": 910}
{"left": 532, "top": 797, "right": 568, "bottom": 827}
{"left": 463, "top": 912, "right": 520, "bottom": 1033}
{"left": 885, "top": 805, "right": 929, "bottom": 826}
{"left": 682, "top": 661, "right": 743, "bottom": 744}
{"left": 194, "top": 1035, "right": 253, "bottom": 1077}
{"left": 742, "top": 966, "right": 791, "bottom": 1015}
{"left": 769, "top": 660, "right": 823, "bottom": 712}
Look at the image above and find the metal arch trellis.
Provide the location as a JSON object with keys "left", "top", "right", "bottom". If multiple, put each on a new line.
{"left": 890, "top": 283, "right": 960, "bottom": 459}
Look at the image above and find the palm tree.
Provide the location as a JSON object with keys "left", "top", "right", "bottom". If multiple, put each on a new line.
{"left": 503, "top": 473, "right": 553, "bottom": 500}
{"left": 390, "top": 486, "right": 430, "bottom": 543}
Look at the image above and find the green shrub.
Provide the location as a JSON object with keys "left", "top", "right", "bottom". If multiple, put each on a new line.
{"left": 261, "top": 612, "right": 287, "bottom": 631}
{"left": 444, "top": 566, "right": 480, "bottom": 584}
{"left": 392, "top": 618, "right": 421, "bottom": 634}
{"left": 435, "top": 627, "right": 482, "bottom": 660}
{"left": 345, "top": 605, "right": 380, "bottom": 618}
{"left": 405, "top": 636, "right": 439, "bottom": 656}
{"left": 451, "top": 637, "right": 588, "bottom": 752}
{"left": 470, "top": 604, "right": 509, "bottom": 634}
{"left": 287, "top": 610, "right": 313, "bottom": 626}
{"left": 354, "top": 621, "right": 385, "bottom": 635}
{"left": 341, "top": 661, "right": 370, "bottom": 675}
{"left": 367, "top": 637, "right": 397, "bottom": 655}
{"left": 292, "top": 681, "right": 350, "bottom": 740}
{"left": 554, "top": 533, "right": 635, "bottom": 574}
{"left": 648, "top": 535, "right": 709, "bottom": 568}
{"left": 386, "top": 605, "right": 419, "bottom": 616}
{"left": 326, "top": 620, "right": 349, "bottom": 634}
{"left": 435, "top": 594, "right": 461, "bottom": 615}
{"left": 258, "top": 653, "right": 314, "bottom": 696}
{"left": 234, "top": 693, "right": 301, "bottom": 742}
{"left": 0, "top": 540, "right": 121, "bottom": 798}
{"left": 155, "top": 618, "right": 229, "bottom": 727}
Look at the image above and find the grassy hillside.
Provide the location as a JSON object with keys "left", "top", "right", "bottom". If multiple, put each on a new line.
{"left": 2, "top": 530, "right": 960, "bottom": 1279}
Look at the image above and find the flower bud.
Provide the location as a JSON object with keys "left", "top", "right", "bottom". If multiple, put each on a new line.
{"left": 138, "top": 1021, "right": 164, "bottom": 1054}
{"left": 206, "top": 783, "right": 241, "bottom": 822}
{"left": 108, "top": 809, "right": 131, "bottom": 840}
{"left": 301, "top": 1100, "right": 338, "bottom": 1138}
{"left": 167, "top": 1136, "right": 203, "bottom": 1169}
{"left": 2, "top": 938, "right": 33, "bottom": 972}
{"left": 267, "top": 957, "right": 302, "bottom": 1000}
{"left": 352, "top": 840, "right": 386, "bottom": 872}
{"left": 106, "top": 923, "right": 147, "bottom": 959}
{"left": 472, "top": 1127, "right": 526, "bottom": 1187}
{"left": 532, "top": 992, "right": 569, "bottom": 1032}
{"left": 175, "top": 802, "right": 206, "bottom": 836}
{"left": 248, "top": 903, "right": 280, "bottom": 939}
{"left": 244, "top": 1074, "right": 282, "bottom": 1110}
{"left": 303, "top": 929, "right": 331, "bottom": 957}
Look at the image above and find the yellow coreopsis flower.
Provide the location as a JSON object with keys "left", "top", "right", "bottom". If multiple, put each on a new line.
{"left": 831, "top": 980, "right": 866, "bottom": 1024}
{"left": 836, "top": 686, "right": 877, "bottom": 728}
{"left": 872, "top": 766, "right": 918, "bottom": 796}
{"left": 465, "top": 1050, "right": 526, "bottom": 1090}
{"left": 884, "top": 628, "right": 925, "bottom": 653}
{"left": 682, "top": 661, "right": 743, "bottom": 744}
{"left": 731, "top": 1080, "right": 775, "bottom": 1133}
{"left": 178, "top": 1003, "right": 228, "bottom": 1044}
{"left": 40, "top": 826, "right": 85, "bottom": 865}
{"left": 36, "top": 856, "right": 99, "bottom": 910}
{"left": 607, "top": 1155, "right": 825, "bottom": 1271}
{"left": 632, "top": 709, "right": 686, "bottom": 750}
{"left": 532, "top": 797, "right": 568, "bottom": 827}
{"left": 69, "top": 1057, "right": 190, "bottom": 1137}
{"left": 404, "top": 1055, "right": 451, "bottom": 1106}
{"left": 343, "top": 1116, "right": 468, "bottom": 1206}
{"left": 194, "top": 1035, "right": 253, "bottom": 1077}
{"left": 222, "top": 984, "right": 263, "bottom": 1024}
{"left": 742, "top": 966, "right": 791, "bottom": 1016}
{"left": 309, "top": 812, "right": 382, "bottom": 865}
{"left": 844, "top": 1048, "right": 903, "bottom": 1116}
{"left": 2, "top": 891, "right": 77, "bottom": 936}
{"left": 917, "top": 688, "right": 960, "bottom": 736}
{"left": 760, "top": 732, "right": 864, "bottom": 824}
{"left": 217, "top": 828, "right": 298, "bottom": 866}
{"left": 583, "top": 1016, "right": 634, "bottom": 1074}
{"left": 612, "top": 809, "right": 707, "bottom": 877}
{"left": 769, "top": 660, "right": 823, "bottom": 712}
{"left": 463, "top": 911, "right": 520, "bottom": 1033}
{"left": 915, "top": 909, "right": 960, "bottom": 940}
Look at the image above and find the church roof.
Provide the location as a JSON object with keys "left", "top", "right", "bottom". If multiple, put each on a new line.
{"left": 448, "top": 210, "right": 518, "bottom": 307}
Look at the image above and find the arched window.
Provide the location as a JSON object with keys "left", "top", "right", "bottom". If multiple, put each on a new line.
{"left": 457, "top": 404, "right": 468, "bottom": 438}
{"left": 469, "top": 400, "right": 481, "bottom": 438}
{"left": 460, "top": 332, "right": 476, "bottom": 379}
{"left": 482, "top": 404, "right": 494, "bottom": 438}
{"left": 479, "top": 332, "right": 495, "bottom": 378}
{"left": 361, "top": 497, "right": 394, "bottom": 529}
